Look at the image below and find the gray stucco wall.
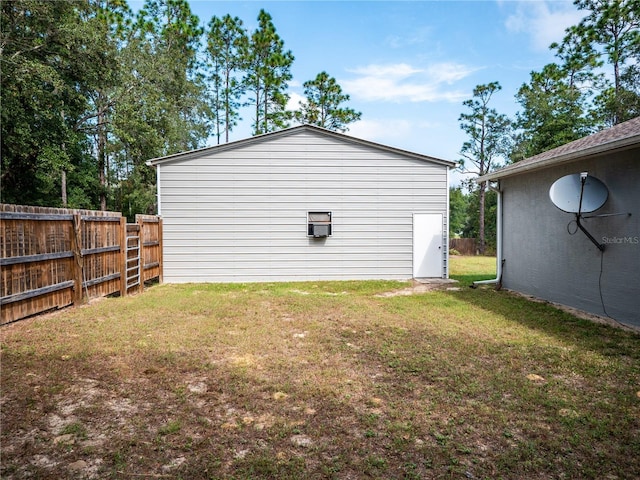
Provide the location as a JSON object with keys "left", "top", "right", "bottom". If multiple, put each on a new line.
{"left": 500, "top": 148, "right": 639, "bottom": 328}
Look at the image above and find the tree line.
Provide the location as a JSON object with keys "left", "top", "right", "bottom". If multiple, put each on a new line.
{"left": 454, "top": 0, "right": 639, "bottom": 254}
{"left": 3, "top": 0, "right": 637, "bottom": 234}
{"left": 1, "top": 0, "right": 360, "bottom": 217}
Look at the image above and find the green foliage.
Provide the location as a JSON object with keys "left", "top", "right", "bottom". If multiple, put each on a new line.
{"left": 134, "top": 0, "right": 209, "bottom": 155}
{"left": 459, "top": 82, "right": 512, "bottom": 177}
{"left": 458, "top": 82, "right": 510, "bottom": 254}
{"left": 448, "top": 187, "right": 469, "bottom": 238}
{"left": 514, "top": 0, "right": 640, "bottom": 159}
{"left": 595, "top": 63, "right": 640, "bottom": 125}
{"left": 114, "top": 164, "right": 157, "bottom": 221}
{"left": 448, "top": 186, "right": 496, "bottom": 252}
{"left": 2, "top": 2, "right": 367, "bottom": 212}
{"left": 4, "top": 0, "right": 638, "bottom": 215}
{"left": 462, "top": 187, "right": 497, "bottom": 253}
{"left": 206, "top": 14, "right": 247, "bottom": 144}
{"left": 513, "top": 63, "right": 594, "bottom": 160}
{"left": 1, "top": 0, "right": 92, "bottom": 206}
{"left": 571, "top": 0, "right": 640, "bottom": 125}
{"left": 294, "top": 71, "right": 362, "bottom": 132}
{"left": 1, "top": 0, "right": 210, "bottom": 214}
{"left": 245, "top": 10, "right": 294, "bottom": 135}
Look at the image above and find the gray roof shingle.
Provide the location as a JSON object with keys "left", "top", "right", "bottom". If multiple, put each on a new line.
{"left": 480, "top": 116, "right": 640, "bottom": 181}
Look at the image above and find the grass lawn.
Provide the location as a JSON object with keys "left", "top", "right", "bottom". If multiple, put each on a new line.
{"left": 1, "top": 256, "right": 639, "bottom": 479}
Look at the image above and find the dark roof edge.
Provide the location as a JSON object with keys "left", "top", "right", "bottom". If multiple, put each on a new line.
{"left": 146, "top": 124, "right": 456, "bottom": 168}
{"left": 480, "top": 132, "right": 640, "bottom": 182}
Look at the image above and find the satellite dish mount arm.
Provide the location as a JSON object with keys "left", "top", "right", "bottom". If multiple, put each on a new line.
{"left": 577, "top": 172, "right": 605, "bottom": 252}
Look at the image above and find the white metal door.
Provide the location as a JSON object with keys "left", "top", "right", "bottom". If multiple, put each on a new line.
{"left": 413, "top": 213, "right": 443, "bottom": 278}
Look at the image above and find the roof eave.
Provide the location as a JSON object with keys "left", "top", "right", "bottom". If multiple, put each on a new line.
{"left": 479, "top": 134, "right": 640, "bottom": 182}
{"left": 146, "top": 124, "right": 456, "bottom": 168}
{"left": 146, "top": 127, "right": 291, "bottom": 167}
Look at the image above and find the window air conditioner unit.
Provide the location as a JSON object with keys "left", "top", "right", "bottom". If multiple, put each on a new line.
{"left": 313, "top": 224, "right": 330, "bottom": 237}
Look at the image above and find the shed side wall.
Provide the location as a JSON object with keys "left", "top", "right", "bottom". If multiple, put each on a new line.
{"left": 501, "top": 149, "right": 640, "bottom": 327}
{"left": 159, "top": 130, "right": 449, "bottom": 282}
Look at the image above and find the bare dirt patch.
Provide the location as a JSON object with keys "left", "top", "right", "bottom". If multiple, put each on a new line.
{"left": 374, "top": 278, "right": 459, "bottom": 297}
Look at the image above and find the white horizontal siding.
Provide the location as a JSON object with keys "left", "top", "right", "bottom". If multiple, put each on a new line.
{"left": 158, "top": 129, "right": 448, "bottom": 282}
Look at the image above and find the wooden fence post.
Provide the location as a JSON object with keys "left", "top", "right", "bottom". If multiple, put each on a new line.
{"left": 120, "top": 217, "right": 127, "bottom": 297}
{"left": 137, "top": 216, "right": 144, "bottom": 294}
{"left": 71, "top": 213, "right": 84, "bottom": 305}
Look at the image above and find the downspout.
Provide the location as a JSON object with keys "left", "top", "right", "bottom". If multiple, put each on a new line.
{"left": 472, "top": 180, "right": 503, "bottom": 288}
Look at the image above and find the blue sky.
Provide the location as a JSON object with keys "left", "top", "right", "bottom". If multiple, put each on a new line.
{"left": 140, "top": 1, "right": 586, "bottom": 184}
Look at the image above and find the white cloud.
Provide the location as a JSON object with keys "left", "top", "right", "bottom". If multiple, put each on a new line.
{"left": 347, "top": 118, "right": 415, "bottom": 143}
{"left": 346, "top": 118, "right": 450, "bottom": 154}
{"left": 504, "top": 1, "right": 584, "bottom": 51}
{"left": 286, "top": 91, "right": 305, "bottom": 111}
{"left": 342, "top": 62, "right": 478, "bottom": 103}
{"left": 348, "top": 63, "right": 423, "bottom": 78}
{"left": 426, "top": 63, "right": 475, "bottom": 85}
{"left": 385, "top": 26, "right": 433, "bottom": 49}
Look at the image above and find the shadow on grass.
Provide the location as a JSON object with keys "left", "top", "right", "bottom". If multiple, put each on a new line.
{"left": 448, "top": 273, "right": 640, "bottom": 358}
{"left": 450, "top": 273, "right": 497, "bottom": 287}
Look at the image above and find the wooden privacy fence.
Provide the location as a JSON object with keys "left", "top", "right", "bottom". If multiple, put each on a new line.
{"left": 0, "top": 205, "right": 162, "bottom": 324}
{"left": 449, "top": 238, "right": 477, "bottom": 256}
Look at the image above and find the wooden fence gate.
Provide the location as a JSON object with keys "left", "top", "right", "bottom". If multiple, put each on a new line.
{"left": 1, "top": 205, "right": 162, "bottom": 324}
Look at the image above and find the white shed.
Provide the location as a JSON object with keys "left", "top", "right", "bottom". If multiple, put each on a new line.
{"left": 148, "top": 125, "right": 454, "bottom": 283}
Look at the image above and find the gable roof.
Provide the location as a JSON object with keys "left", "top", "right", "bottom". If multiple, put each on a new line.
{"left": 480, "top": 116, "right": 640, "bottom": 182}
{"left": 147, "top": 124, "right": 455, "bottom": 168}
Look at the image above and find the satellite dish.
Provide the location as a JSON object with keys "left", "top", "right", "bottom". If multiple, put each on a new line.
{"left": 549, "top": 173, "right": 608, "bottom": 214}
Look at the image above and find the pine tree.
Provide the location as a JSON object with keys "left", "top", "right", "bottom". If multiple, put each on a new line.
{"left": 514, "top": 63, "right": 593, "bottom": 159}
{"left": 294, "top": 71, "right": 361, "bottom": 132}
{"left": 557, "top": 0, "right": 640, "bottom": 125}
{"left": 207, "top": 14, "right": 247, "bottom": 143}
{"left": 458, "top": 82, "right": 511, "bottom": 255}
{"left": 244, "top": 10, "right": 294, "bottom": 135}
